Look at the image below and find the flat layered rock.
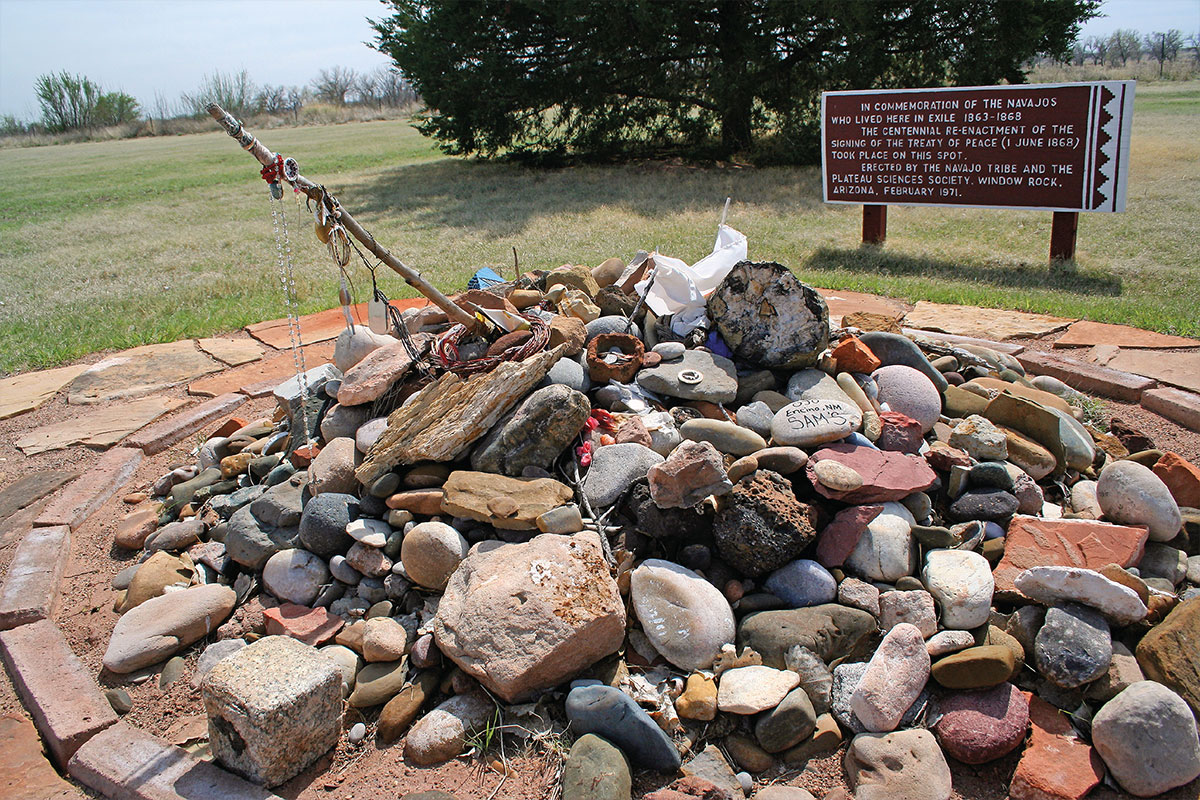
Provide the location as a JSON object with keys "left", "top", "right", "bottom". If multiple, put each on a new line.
{"left": 15, "top": 395, "right": 188, "bottom": 455}
{"left": 197, "top": 337, "right": 265, "bottom": 366}
{"left": 904, "top": 301, "right": 1073, "bottom": 340}
{"left": 0, "top": 364, "right": 89, "bottom": 421}
{"left": 1054, "top": 319, "right": 1200, "bottom": 349}
{"left": 441, "top": 471, "right": 573, "bottom": 531}
{"left": 993, "top": 515, "right": 1148, "bottom": 596}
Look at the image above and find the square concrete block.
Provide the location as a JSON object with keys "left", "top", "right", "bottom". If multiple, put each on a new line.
{"left": 200, "top": 634, "right": 342, "bottom": 787}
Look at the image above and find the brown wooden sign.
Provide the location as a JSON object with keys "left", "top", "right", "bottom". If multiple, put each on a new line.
{"left": 822, "top": 81, "right": 1134, "bottom": 213}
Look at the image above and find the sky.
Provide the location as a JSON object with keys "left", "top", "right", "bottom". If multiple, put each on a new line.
{"left": 1, "top": 0, "right": 1198, "bottom": 121}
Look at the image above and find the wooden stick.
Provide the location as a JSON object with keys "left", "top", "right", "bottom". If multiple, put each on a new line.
{"left": 205, "top": 103, "right": 478, "bottom": 330}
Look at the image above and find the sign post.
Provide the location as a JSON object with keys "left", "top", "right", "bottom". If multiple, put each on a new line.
{"left": 822, "top": 81, "right": 1135, "bottom": 263}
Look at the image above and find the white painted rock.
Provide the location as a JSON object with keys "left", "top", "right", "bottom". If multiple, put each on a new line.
{"left": 717, "top": 665, "right": 801, "bottom": 714}
{"left": 262, "top": 548, "right": 330, "bottom": 607}
{"left": 844, "top": 502, "right": 915, "bottom": 583}
{"left": 850, "top": 623, "right": 930, "bottom": 733}
{"left": 770, "top": 398, "right": 862, "bottom": 447}
{"left": 922, "top": 549, "right": 994, "bottom": 630}
{"left": 1097, "top": 460, "right": 1182, "bottom": 542}
{"left": 1014, "top": 566, "right": 1147, "bottom": 626}
{"left": 631, "top": 559, "right": 735, "bottom": 671}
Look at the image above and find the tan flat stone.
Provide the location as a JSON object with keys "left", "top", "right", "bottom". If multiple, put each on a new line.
{"left": 0, "top": 364, "right": 89, "bottom": 420}
{"left": 816, "top": 288, "right": 911, "bottom": 325}
{"left": 15, "top": 395, "right": 189, "bottom": 455}
{"left": 68, "top": 341, "right": 221, "bottom": 405}
{"left": 1106, "top": 349, "right": 1200, "bottom": 394}
{"left": 904, "top": 301, "right": 1074, "bottom": 341}
{"left": 1054, "top": 320, "right": 1200, "bottom": 350}
{"left": 197, "top": 337, "right": 265, "bottom": 366}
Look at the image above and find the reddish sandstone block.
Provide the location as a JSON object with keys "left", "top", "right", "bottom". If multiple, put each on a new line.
{"left": 0, "top": 525, "right": 70, "bottom": 630}
{"left": 208, "top": 416, "right": 249, "bottom": 439}
{"left": 1009, "top": 694, "right": 1104, "bottom": 800}
{"left": 993, "top": 516, "right": 1149, "bottom": 597}
{"left": 35, "top": 447, "right": 142, "bottom": 530}
{"left": 126, "top": 393, "right": 248, "bottom": 455}
{"left": 263, "top": 603, "right": 344, "bottom": 647}
{"left": 68, "top": 722, "right": 280, "bottom": 800}
{"left": 0, "top": 620, "right": 117, "bottom": 766}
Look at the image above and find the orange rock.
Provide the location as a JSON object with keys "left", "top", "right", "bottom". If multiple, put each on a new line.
{"left": 290, "top": 443, "right": 320, "bottom": 468}
{"left": 209, "top": 417, "right": 248, "bottom": 439}
{"left": 114, "top": 509, "right": 159, "bottom": 550}
{"left": 832, "top": 336, "right": 882, "bottom": 374}
{"left": 1152, "top": 451, "right": 1200, "bottom": 508}
{"left": 993, "top": 516, "right": 1148, "bottom": 596}
{"left": 1009, "top": 694, "right": 1104, "bottom": 800}
{"left": 263, "top": 603, "right": 344, "bottom": 647}
{"left": 385, "top": 489, "right": 445, "bottom": 516}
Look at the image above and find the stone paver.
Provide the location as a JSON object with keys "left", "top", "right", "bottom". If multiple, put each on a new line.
{"left": 816, "top": 287, "right": 911, "bottom": 323}
{"left": 1106, "top": 348, "right": 1200, "bottom": 394}
{"left": 0, "top": 525, "right": 70, "bottom": 631}
{"left": 187, "top": 341, "right": 335, "bottom": 398}
{"left": 67, "top": 340, "right": 222, "bottom": 405}
{"left": 35, "top": 447, "right": 143, "bottom": 530}
{"left": 1054, "top": 320, "right": 1200, "bottom": 350}
{"left": 0, "top": 620, "right": 118, "bottom": 766}
{"left": 1016, "top": 350, "right": 1155, "bottom": 402}
{"left": 1142, "top": 387, "right": 1200, "bottom": 433}
{"left": 0, "top": 714, "right": 85, "bottom": 800}
{"left": 196, "top": 337, "right": 265, "bottom": 366}
{"left": 905, "top": 301, "right": 1073, "bottom": 340}
{"left": 245, "top": 303, "right": 369, "bottom": 348}
{"left": 125, "top": 393, "right": 248, "bottom": 455}
{"left": 68, "top": 722, "right": 282, "bottom": 800}
{"left": 0, "top": 471, "right": 78, "bottom": 524}
{"left": 0, "top": 364, "right": 89, "bottom": 421}
{"left": 14, "top": 396, "right": 189, "bottom": 455}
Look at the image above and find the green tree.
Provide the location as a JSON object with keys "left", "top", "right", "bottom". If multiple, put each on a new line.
{"left": 94, "top": 91, "right": 141, "bottom": 126}
{"left": 1108, "top": 29, "right": 1141, "bottom": 66}
{"left": 34, "top": 71, "right": 102, "bottom": 132}
{"left": 371, "top": 0, "right": 1099, "bottom": 163}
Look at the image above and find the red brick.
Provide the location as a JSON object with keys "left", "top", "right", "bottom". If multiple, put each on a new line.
{"left": 68, "top": 722, "right": 281, "bottom": 800}
{"left": 1141, "top": 386, "right": 1200, "bottom": 433}
{"left": 0, "top": 714, "right": 85, "bottom": 799}
{"left": 208, "top": 416, "right": 248, "bottom": 439}
{"left": 1016, "top": 350, "right": 1155, "bottom": 402}
{"left": 0, "top": 525, "right": 70, "bottom": 631}
{"left": 0, "top": 620, "right": 117, "bottom": 766}
{"left": 831, "top": 336, "right": 881, "bottom": 374}
{"left": 994, "top": 516, "right": 1148, "bottom": 597}
{"left": 1009, "top": 694, "right": 1104, "bottom": 800}
{"left": 35, "top": 447, "right": 143, "bottom": 530}
{"left": 125, "top": 393, "right": 248, "bottom": 455}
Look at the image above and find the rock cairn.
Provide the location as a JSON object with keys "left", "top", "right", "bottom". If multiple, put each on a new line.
{"left": 105, "top": 258, "right": 1200, "bottom": 798}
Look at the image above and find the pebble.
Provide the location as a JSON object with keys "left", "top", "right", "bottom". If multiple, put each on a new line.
{"left": 329, "top": 554, "right": 362, "bottom": 585}
{"left": 878, "top": 590, "right": 937, "bottom": 638}
{"left": 105, "top": 688, "right": 133, "bottom": 715}
{"left": 925, "top": 630, "right": 976, "bottom": 657}
{"left": 812, "top": 460, "right": 864, "bottom": 492}
{"left": 1091, "top": 681, "right": 1200, "bottom": 796}
{"left": 948, "top": 415, "right": 1008, "bottom": 461}
{"left": 1014, "top": 566, "right": 1147, "bottom": 625}
{"left": 1096, "top": 459, "right": 1182, "bottom": 542}
{"left": 770, "top": 398, "right": 862, "bottom": 447}
{"left": 735, "top": 401, "right": 774, "bottom": 439}
{"left": 1034, "top": 603, "right": 1112, "bottom": 689}
{"left": 947, "top": 487, "right": 1020, "bottom": 522}
{"left": 679, "top": 418, "right": 766, "bottom": 457}
{"left": 844, "top": 501, "right": 916, "bottom": 583}
{"left": 717, "top": 665, "right": 801, "bottom": 714}
{"left": 400, "top": 521, "right": 468, "bottom": 590}
{"left": 872, "top": 364, "right": 942, "bottom": 433}
{"left": 755, "top": 687, "right": 817, "bottom": 753}
{"left": 844, "top": 728, "right": 952, "bottom": 800}
{"left": 362, "top": 616, "right": 409, "bottom": 663}
{"left": 752, "top": 446, "right": 808, "bottom": 474}
{"left": 262, "top": 549, "right": 331, "bottom": 607}
{"left": 930, "top": 645, "right": 1016, "bottom": 689}
{"left": 404, "top": 693, "right": 494, "bottom": 766}
{"left": 562, "top": 734, "right": 632, "bottom": 800}
{"left": 631, "top": 559, "right": 735, "bottom": 671}
{"left": 933, "top": 682, "right": 1029, "bottom": 764}
{"left": 831, "top": 661, "right": 930, "bottom": 735}
{"left": 922, "top": 549, "right": 994, "bottom": 630}
{"left": 348, "top": 722, "right": 367, "bottom": 744}
{"left": 850, "top": 623, "right": 930, "bottom": 732}
{"left": 837, "top": 578, "right": 880, "bottom": 617}
{"left": 675, "top": 673, "right": 718, "bottom": 721}
{"left": 566, "top": 684, "right": 681, "bottom": 772}
{"left": 582, "top": 443, "right": 664, "bottom": 507}
{"left": 764, "top": 560, "right": 837, "bottom": 608}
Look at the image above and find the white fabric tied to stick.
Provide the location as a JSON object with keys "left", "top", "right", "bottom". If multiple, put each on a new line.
{"left": 634, "top": 223, "right": 748, "bottom": 335}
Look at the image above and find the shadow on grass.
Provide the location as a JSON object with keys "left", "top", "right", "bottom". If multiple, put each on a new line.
{"left": 803, "top": 246, "right": 1124, "bottom": 297}
{"left": 351, "top": 157, "right": 825, "bottom": 237}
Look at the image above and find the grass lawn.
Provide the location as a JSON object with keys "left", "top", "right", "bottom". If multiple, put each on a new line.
{"left": 1, "top": 81, "right": 1197, "bottom": 375}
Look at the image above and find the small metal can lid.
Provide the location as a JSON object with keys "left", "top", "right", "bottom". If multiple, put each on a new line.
{"left": 678, "top": 369, "right": 703, "bottom": 385}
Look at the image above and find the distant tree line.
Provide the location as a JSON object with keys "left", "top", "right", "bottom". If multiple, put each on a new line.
{"left": 2, "top": 65, "right": 420, "bottom": 137}
{"left": 1071, "top": 28, "right": 1197, "bottom": 72}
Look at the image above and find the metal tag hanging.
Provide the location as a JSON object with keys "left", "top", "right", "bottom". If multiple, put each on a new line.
{"left": 368, "top": 297, "right": 390, "bottom": 335}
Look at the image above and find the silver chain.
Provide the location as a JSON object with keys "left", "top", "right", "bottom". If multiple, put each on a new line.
{"left": 267, "top": 189, "right": 313, "bottom": 447}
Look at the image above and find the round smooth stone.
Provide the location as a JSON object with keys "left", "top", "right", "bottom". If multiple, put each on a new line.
{"left": 770, "top": 399, "right": 862, "bottom": 447}
{"left": 934, "top": 683, "right": 1029, "bottom": 764}
{"left": 679, "top": 418, "right": 767, "bottom": 457}
{"left": 812, "top": 460, "right": 864, "bottom": 492}
{"left": 872, "top": 364, "right": 942, "bottom": 434}
{"left": 764, "top": 559, "right": 837, "bottom": 608}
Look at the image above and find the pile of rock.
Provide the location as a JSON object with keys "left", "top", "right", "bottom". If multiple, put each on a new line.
{"left": 103, "top": 257, "right": 1200, "bottom": 799}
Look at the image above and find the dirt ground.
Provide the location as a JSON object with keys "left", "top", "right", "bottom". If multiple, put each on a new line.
{"left": 1, "top": 331, "right": 1198, "bottom": 800}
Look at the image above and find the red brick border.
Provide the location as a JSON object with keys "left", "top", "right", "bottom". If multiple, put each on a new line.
{"left": 35, "top": 447, "right": 143, "bottom": 530}
{"left": 125, "top": 393, "right": 248, "bottom": 455}
{"left": 0, "top": 525, "right": 70, "bottom": 631}
{"left": 1015, "top": 350, "right": 1155, "bottom": 402}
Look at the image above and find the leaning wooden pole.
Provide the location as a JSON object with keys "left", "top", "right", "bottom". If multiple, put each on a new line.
{"left": 206, "top": 102, "right": 478, "bottom": 330}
